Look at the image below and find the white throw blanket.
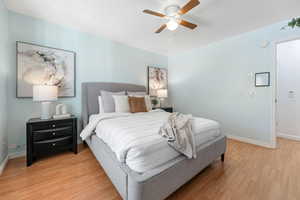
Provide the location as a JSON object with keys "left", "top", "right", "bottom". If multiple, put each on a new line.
{"left": 159, "top": 112, "right": 196, "bottom": 159}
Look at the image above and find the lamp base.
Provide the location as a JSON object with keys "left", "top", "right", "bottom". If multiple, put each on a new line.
{"left": 41, "top": 102, "right": 52, "bottom": 120}
{"left": 159, "top": 98, "right": 165, "bottom": 108}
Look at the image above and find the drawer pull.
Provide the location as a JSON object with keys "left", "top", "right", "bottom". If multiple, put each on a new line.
{"left": 52, "top": 143, "right": 56, "bottom": 146}
{"left": 52, "top": 132, "right": 56, "bottom": 136}
{"left": 52, "top": 124, "right": 56, "bottom": 128}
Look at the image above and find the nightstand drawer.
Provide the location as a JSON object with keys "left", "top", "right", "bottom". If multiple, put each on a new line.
{"left": 33, "top": 126, "right": 73, "bottom": 141}
{"left": 31, "top": 120, "right": 73, "bottom": 131}
{"left": 34, "top": 136, "right": 72, "bottom": 154}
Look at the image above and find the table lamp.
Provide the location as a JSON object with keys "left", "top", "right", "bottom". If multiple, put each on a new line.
{"left": 157, "top": 89, "right": 168, "bottom": 108}
{"left": 33, "top": 85, "right": 58, "bottom": 120}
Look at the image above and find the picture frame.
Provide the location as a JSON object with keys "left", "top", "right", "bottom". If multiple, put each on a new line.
{"left": 147, "top": 66, "right": 168, "bottom": 97}
{"left": 16, "top": 41, "right": 76, "bottom": 98}
{"left": 255, "top": 72, "right": 270, "bottom": 87}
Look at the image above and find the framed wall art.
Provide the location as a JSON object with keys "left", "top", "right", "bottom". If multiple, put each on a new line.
{"left": 16, "top": 41, "right": 76, "bottom": 98}
{"left": 147, "top": 66, "right": 168, "bottom": 97}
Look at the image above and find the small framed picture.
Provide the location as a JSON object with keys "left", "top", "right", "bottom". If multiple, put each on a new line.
{"left": 255, "top": 72, "right": 270, "bottom": 87}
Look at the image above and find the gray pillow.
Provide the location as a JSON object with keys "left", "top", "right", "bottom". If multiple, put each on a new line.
{"left": 100, "top": 90, "right": 126, "bottom": 113}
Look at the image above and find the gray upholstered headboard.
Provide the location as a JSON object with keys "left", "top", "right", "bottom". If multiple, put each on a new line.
{"left": 81, "top": 82, "right": 146, "bottom": 127}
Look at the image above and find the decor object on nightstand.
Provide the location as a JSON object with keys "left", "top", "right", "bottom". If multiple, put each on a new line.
{"left": 255, "top": 72, "right": 270, "bottom": 87}
{"left": 53, "top": 104, "right": 71, "bottom": 119}
{"left": 151, "top": 98, "right": 159, "bottom": 108}
{"left": 157, "top": 89, "right": 168, "bottom": 107}
{"left": 26, "top": 116, "right": 77, "bottom": 166}
{"left": 33, "top": 85, "right": 58, "bottom": 120}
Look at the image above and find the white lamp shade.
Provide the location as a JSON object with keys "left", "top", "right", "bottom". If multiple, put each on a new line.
{"left": 157, "top": 89, "right": 168, "bottom": 98}
{"left": 33, "top": 85, "right": 58, "bottom": 102}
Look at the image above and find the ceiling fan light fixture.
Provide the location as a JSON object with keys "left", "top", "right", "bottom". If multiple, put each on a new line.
{"left": 143, "top": 0, "right": 199, "bottom": 33}
{"left": 167, "top": 19, "right": 178, "bottom": 31}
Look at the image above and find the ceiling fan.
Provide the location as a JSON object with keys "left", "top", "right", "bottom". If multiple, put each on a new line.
{"left": 143, "top": 0, "right": 200, "bottom": 33}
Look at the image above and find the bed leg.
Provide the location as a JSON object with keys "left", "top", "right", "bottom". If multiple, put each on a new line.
{"left": 221, "top": 153, "right": 225, "bottom": 162}
{"left": 83, "top": 141, "right": 88, "bottom": 147}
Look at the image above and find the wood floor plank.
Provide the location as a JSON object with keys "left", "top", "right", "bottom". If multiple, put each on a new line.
{"left": 0, "top": 139, "right": 299, "bottom": 200}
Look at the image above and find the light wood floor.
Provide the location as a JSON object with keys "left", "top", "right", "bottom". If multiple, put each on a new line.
{"left": 0, "top": 138, "right": 299, "bottom": 200}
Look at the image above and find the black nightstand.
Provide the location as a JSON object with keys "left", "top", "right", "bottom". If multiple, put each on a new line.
{"left": 154, "top": 107, "right": 173, "bottom": 113}
{"left": 26, "top": 116, "right": 77, "bottom": 166}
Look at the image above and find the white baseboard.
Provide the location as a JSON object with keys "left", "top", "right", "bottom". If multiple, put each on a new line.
{"left": 226, "top": 134, "right": 275, "bottom": 149}
{"left": 8, "top": 151, "right": 26, "bottom": 159}
{"left": 0, "top": 155, "right": 8, "bottom": 175}
{"left": 277, "top": 132, "right": 300, "bottom": 141}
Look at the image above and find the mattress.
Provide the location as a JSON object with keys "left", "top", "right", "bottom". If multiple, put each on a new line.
{"left": 90, "top": 111, "right": 221, "bottom": 173}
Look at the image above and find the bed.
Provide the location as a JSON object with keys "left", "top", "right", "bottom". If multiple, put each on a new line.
{"left": 81, "top": 82, "right": 226, "bottom": 200}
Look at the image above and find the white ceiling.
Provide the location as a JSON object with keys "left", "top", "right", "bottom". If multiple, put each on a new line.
{"left": 5, "top": 0, "right": 300, "bottom": 55}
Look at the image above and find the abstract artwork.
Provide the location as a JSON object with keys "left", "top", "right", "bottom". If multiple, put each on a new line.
{"left": 147, "top": 66, "right": 168, "bottom": 96}
{"left": 17, "top": 42, "right": 76, "bottom": 98}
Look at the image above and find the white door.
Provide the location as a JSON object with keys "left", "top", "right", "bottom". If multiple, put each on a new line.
{"left": 277, "top": 39, "right": 300, "bottom": 139}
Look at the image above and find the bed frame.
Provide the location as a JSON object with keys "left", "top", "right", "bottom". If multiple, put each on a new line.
{"left": 81, "top": 82, "right": 226, "bottom": 200}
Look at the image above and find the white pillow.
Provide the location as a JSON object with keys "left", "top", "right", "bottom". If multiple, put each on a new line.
{"left": 100, "top": 90, "right": 126, "bottom": 113}
{"left": 144, "top": 95, "right": 152, "bottom": 112}
{"left": 127, "top": 91, "right": 147, "bottom": 96}
{"left": 113, "top": 95, "right": 130, "bottom": 113}
{"left": 98, "top": 96, "right": 104, "bottom": 114}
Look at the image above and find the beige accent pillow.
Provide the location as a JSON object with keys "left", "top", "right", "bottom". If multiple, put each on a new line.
{"left": 128, "top": 94, "right": 152, "bottom": 112}
{"left": 128, "top": 96, "right": 147, "bottom": 113}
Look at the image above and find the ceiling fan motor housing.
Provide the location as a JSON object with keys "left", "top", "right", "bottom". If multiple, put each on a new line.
{"left": 165, "top": 5, "right": 180, "bottom": 17}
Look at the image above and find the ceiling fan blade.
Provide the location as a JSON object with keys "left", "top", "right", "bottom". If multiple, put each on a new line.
{"left": 179, "top": 20, "right": 197, "bottom": 29}
{"left": 143, "top": 9, "right": 166, "bottom": 18}
{"left": 155, "top": 24, "right": 167, "bottom": 33}
{"left": 179, "top": 0, "right": 200, "bottom": 15}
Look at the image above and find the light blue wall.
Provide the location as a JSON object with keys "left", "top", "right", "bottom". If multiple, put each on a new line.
{"left": 169, "top": 20, "right": 300, "bottom": 145}
{"left": 7, "top": 11, "right": 168, "bottom": 155}
{"left": 0, "top": 0, "right": 9, "bottom": 164}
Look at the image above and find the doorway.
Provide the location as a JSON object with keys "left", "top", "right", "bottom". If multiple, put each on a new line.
{"left": 276, "top": 38, "right": 300, "bottom": 141}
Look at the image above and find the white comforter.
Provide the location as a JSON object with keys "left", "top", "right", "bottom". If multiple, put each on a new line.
{"left": 80, "top": 110, "right": 221, "bottom": 173}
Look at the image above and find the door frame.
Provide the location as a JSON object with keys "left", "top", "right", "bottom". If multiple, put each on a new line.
{"left": 272, "top": 36, "right": 300, "bottom": 144}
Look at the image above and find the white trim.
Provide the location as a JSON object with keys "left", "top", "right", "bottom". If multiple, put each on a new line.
{"left": 275, "top": 36, "right": 300, "bottom": 45}
{"left": 8, "top": 151, "right": 26, "bottom": 159}
{"left": 0, "top": 155, "right": 8, "bottom": 175}
{"left": 226, "top": 134, "right": 276, "bottom": 149}
{"left": 277, "top": 132, "right": 300, "bottom": 141}
{"left": 270, "top": 41, "right": 278, "bottom": 149}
